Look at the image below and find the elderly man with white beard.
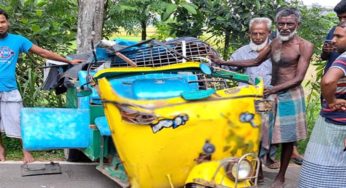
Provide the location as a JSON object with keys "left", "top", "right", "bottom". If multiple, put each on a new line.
{"left": 224, "top": 17, "right": 280, "bottom": 175}
{"left": 209, "top": 8, "right": 314, "bottom": 188}
{"left": 229, "top": 17, "right": 272, "bottom": 87}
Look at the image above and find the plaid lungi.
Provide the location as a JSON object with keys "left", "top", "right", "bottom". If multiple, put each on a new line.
{"left": 262, "top": 86, "right": 307, "bottom": 148}
{"left": 298, "top": 115, "right": 346, "bottom": 188}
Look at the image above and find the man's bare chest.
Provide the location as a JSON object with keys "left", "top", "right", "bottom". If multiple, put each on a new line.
{"left": 271, "top": 44, "right": 300, "bottom": 66}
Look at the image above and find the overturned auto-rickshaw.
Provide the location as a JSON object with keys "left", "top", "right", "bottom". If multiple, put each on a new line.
{"left": 21, "top": 37, "right": 271, "bottom": 187}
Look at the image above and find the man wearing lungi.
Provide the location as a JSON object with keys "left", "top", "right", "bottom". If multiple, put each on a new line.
{"left": 298, "top": 21, "right": 346, "bottom": 188}
{"left": 222, "top": 17, "right": 281, "bottom": 178}
{"left": 0, "top": 9, "right": 81, "bottom": 163}
{"left": 209, "top": 8, "right": 314, "bottom": 188}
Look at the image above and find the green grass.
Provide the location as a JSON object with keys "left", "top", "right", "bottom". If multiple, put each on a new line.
{"left": 1, "top": 135, "right": 64, "bottom": 161}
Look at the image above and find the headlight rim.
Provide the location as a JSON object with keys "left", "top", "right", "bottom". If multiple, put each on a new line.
{"left": 225, "top": 158, "right": 254, "bottom": 182}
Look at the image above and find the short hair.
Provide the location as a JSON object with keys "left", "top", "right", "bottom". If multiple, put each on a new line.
{"left": 334, "top": 0, "right": 346, "bottom": 15}
{"left": 249, "top": 17, "right": 272, "bottom": 31}
{"left": 275, "top": 8, "right": 301, "bottom": 23}
{"left": 0, "top": 9, "right": 8, "bottom": 20}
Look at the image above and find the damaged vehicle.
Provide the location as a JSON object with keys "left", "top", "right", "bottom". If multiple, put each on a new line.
{"left": 21, "top": 37, "right": 271, "bottom": 188}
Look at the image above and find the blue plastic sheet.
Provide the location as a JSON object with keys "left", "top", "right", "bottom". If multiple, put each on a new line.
{"left": 21, "top": 108, "right": 91, "bottom": 151}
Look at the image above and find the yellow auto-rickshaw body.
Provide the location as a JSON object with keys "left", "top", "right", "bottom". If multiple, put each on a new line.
{"left": 95, "top": 62, "right": 263, "bottom": 187}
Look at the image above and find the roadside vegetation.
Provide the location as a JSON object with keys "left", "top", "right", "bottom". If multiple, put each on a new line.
{"left": 0, "top": 0, "right": 337, "bottom": 160}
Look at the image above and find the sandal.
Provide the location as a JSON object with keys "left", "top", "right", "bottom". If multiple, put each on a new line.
{"left": 291, "top": 157, "right": 303, "bottom": 165}
{"left": 265, "top": 161, "right": 280, "bottom": 169}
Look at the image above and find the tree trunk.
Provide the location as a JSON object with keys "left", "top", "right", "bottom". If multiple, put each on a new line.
{"left": 77, "top": 0, "right": 105, "bottom": 53}
{"left": 223, "top": 30, "right": 231, "bottom": 60}
{"left": 66, "top": 0, "right": 105, "bottom": 162}
{"left": 141, "top": 20, "right": 147, "bottom": 41}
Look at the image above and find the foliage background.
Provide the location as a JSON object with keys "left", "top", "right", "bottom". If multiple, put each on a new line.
{"left": 0, "top": 0, "right": 338, "bottom": 159}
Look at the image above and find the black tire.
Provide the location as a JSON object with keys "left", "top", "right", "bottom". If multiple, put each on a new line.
{"left": 64, "top": 149, "right": 91, "bottom": 162}
{"left": 185, "top": 183, "right": 212, "bottom": 188}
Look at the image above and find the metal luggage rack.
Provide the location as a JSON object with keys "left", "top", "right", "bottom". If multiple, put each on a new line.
{"left": 191, "top": 72, "right": 233, "bottom": 90}
{"left": 111, "top": 38, "right": 213, "bottom": 67}
{"left": 107, "top": 38, "right": 234, "bottom": 90}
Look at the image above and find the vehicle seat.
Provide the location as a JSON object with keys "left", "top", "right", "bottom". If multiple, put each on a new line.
{"left": 78, "top": 71, "right": 199, "bottom": 103}
{"left": 108, "top": 73, "right": 199, "bottom": 100}
{"left": 95, "top": 116, "right": 111, "bottom": 136}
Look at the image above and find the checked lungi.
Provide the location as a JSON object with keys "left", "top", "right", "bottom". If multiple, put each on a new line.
{"left": 261, "top": 85, "right": 307, "bottom": 149}
{"left": 298, "top": 115, "right": 346, "bottom": 188}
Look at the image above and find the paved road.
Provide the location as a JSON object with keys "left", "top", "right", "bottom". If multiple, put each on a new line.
{"left": 0, "top": 161, "right": 117, "bottom": 188}
{"left": 0, "top": 161, "right": 301, "bottom": 188}
{"left": 259, "top": 164, "right": 301, "bottom": 188}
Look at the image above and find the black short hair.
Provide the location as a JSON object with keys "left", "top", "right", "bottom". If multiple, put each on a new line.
{"left": 334, "top": 0, "right": 346, "bottom": 15}
{"left": 0, "top": 9, "right": 8, "bottom": 20}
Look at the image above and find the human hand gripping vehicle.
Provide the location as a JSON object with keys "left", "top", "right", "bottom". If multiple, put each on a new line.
{"left": 21, "top": 38, "right": 271, "bottom": 188}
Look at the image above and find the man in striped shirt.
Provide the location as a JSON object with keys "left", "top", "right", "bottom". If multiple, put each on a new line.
{"left": 298, "top": 21, "right": 346, "bottom": 188}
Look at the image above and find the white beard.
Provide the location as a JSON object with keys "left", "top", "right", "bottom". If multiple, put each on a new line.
{"left": 249, "top": 37, "right": 269, "bottom": 51}
{"left": 277, "top": 29, "right": 297, "bottom": 42}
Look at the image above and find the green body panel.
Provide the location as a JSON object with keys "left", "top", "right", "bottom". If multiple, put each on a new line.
{"left": 82, "top": 129, "right": 109, "bottom": 161}
{"left": 90, "top": 105, "right": 105, "bottom": 124}
{"left": 65, "top": 88, "right": 109, "bottom": 160}
{"left": 66, "top": 88, "right": 78, "bottom": 108}
{"left": 66, "top": 85, "right": 125, "bottom": 182}
{"left": 83, "top": 105, "right": 108, "bottom": 160}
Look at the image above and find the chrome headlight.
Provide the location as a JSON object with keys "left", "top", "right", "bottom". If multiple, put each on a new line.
{"left": 226, "top": 159, "right": 253, "bottom": 181}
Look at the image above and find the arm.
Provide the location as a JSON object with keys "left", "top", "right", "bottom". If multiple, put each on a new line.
{"left": 321, "top": 42, "right": 333, "bottom": 60}
{"left": 321, "top": 28, "right": 335, "bottom": 60}
{"left": 210, "top": 44, "right": 271, "bottom": 67}
{"left": 321, "top": 67, "right": 346, "bottom": 110}
{"left": 265, "top": 41, "right": 314, "bottom": 95}
{"left": 30, "top": 45, "right": 81, "bottom": 65}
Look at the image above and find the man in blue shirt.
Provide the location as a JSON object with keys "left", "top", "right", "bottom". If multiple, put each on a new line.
{"left": 0, "top": 9, "right": 81, "bottom": 163}
{"left": 321, "top": 0, "right": 346, "bottom": 73}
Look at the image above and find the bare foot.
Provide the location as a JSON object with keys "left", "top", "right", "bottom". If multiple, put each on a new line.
{"left": 265, "top": 158, "right": 280, "bottom": 169}
{"left": 291, "top": 146, "right": 303, "bottom": 159}
{"left": 23, "top": 150, "right": 34, "bottom": 164}
{"left": 270, "top": 180, "right": 285, "bottom": 188}
{"left": 291, "top": 153, "right": 303, "bottom": 159}
{"left": 0, "top": 145, "right": 5, "bottom": 161}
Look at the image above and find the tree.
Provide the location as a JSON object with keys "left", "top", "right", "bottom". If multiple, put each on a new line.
{"left": 298, "top": 5, "right": 337, "bottom": 101}
{"left": 203, "top": 0, "right": 286, "bottom": 59}
{"left": 77, "top": 0, "right": 105, "bottom": 53}
{"left": 160, "top": 0, "right": 199, "bottom": 37}
{"left": 157, "top": 0, "right": 287, "bottom": 58}
{"left": 104, "top": 0, "right": 165, "bottom": 40}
